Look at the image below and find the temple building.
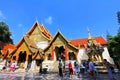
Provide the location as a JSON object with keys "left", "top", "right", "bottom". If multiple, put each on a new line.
{"left": 3, "top": 20, "right": 113, "bottom": 72}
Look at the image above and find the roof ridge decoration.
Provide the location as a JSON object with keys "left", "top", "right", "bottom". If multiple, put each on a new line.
{"left": 37, "top": 22, "right": 52, "bottom": 40}
{"left": 26, "top": 20, "right": 52, "bottom": 40}
{"left": 23, "top": 36, "right": 39, "bottom": 54}
{"left": 23, "top": 36, "right": 37, "bottom": 49}
{"left": 10, "top": 36, "right": 38, "bottom": 56}
{"left": 9, "top": 36, "right": 28, "bottom": 56}
{"left": 9, "top": 36, "right": 25, "bottom": 56}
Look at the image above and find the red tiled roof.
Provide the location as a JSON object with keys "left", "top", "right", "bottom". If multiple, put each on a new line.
{"left": 70, "top": 36, "right": 107, "bottom": 47}
{"left": 1, "top": 43, "right": 15, "bottom": 55}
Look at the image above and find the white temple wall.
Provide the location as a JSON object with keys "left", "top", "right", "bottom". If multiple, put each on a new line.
{"left": 78, "top": 48, "right": 88, "bottom": 64}
{"left": 36, "top": 41, "right": 48, "bottom": 49}
{"left": 102, "top": 46, "right": 114, "bottom": 64}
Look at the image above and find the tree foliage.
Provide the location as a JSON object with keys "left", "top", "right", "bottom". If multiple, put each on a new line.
{"left": 0, "top": 22, "right": 13, "bottom": 44}
{"left": 107, "top": 31, "right": 120, "bottom": 68}
{"left": 106, "top": 12, "right": 120, "bottom": 68}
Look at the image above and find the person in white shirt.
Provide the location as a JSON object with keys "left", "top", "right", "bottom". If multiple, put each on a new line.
{"left": 75, "top": 61, "right": 80, "bottom": 78}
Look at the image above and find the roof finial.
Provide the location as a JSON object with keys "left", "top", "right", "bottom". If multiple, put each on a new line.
{"left": 22, "top": 32, "right": 25, "bottom": 37}
{"left": 57, "top": 25, "right": 60, "bottom": 31}
{"left": 40, "top": 20, "right": 44, "bottom": 26}
{"left": 87, "top": 27, "right": 91, "bottom": 36}
{"left": 36, "top": 18, "right": 39, "bottom": 23}
{"left": 87, "top": 27, "right": 93, "bottom": 40}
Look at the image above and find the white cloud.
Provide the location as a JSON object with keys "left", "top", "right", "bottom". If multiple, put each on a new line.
{"left": 18, "top": 23, "right": 23, "bottom": 27}
{"left": 45, "top": 16, "right": 53, "bottom": 25}
{"left": 0, "top": 10, "right": 6, "bottom": 19}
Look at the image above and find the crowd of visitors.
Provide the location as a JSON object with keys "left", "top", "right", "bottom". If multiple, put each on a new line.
{"left": 1, "top": 59, "right": 19, "bottom": 72}
{"left": 58, "top": 58, "right": 119, "bottom": 80}
{"left": 0, "top": 58, "right": 119, "bottom": 80}
{"left": 58, "top": 58, "right": 96, "bottom": 80}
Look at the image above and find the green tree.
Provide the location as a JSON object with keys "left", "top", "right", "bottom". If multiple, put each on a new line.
{"left": 107, "top": 32, "right": 120, "bottom": 68}
{"left": 0, "top": 22, "right": 13, "bottom": 44}
{"left": 107, "top": 11, "right": 120, "bottom": 68}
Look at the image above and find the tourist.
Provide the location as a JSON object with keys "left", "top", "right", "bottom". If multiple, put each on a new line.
{"left": 88, "top": 59, "right": 96, "bottom": 80}
{"left": 114, "top": 65, "right": 119, "bottom": 75}
{"left": 74, "top": 61, "right": 77, "bottom": 75}
{"left": 80, "top": 63, "right": 85, "bottom": 73}
{"left": 103, "top": 59, "right": 115, "bottom": 80}
{"left": 75, "top": 61, "right": 80, "bottom": 78}
{"left": 25, "top": 62, "right": 31, "bottom": 72}
{"left": 58, "top": 59, "right": 63, "bottom": 78}
{"left": 68, "top": 61, "right": 74, "bottom": 79}
{"left": 10, "top": 61, "right": 16, "bottom": 72}
{"left": 84, "top": 61, "right": 88, "bottom": 73}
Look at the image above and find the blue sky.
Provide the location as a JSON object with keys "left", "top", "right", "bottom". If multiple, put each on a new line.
{"left": 0, "top": 0, "right": 120, "bottom": 44}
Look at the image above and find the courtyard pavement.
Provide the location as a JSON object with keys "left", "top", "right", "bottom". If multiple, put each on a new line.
{"left": 0, "top": 71, "right": 120, "bottom": 80}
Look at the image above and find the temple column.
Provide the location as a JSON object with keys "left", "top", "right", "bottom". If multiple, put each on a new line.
{"left": 75, "top": 52, "right": 78, "bottom": 61}
{"left": 15, "top": 54, "right": 19, "bottom": 65}
{"left": 44, "top": 55, "right": 46, "bottom": 61}
{"left": 51, "top": 45, "right": 54, "bottom": 61}
{"left": 16, "top": 55, "right": 18, "bottom": 62}
{"left": 64, "top": 44, "right": 68, "bottom": 61}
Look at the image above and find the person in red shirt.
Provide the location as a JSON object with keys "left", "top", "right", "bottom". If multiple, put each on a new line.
{"left": 68, "top": 61, "right": 73, "bottom": 79}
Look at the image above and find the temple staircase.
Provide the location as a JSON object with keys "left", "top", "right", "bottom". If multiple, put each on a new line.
{"left": 94, "top": 62, "right": 107, "bottom": 73}
{"left": 42, "top": 61, "right": 59, "bottom": 72}
{"left": 51, "top": 61, "right": 59, "bottom": 72}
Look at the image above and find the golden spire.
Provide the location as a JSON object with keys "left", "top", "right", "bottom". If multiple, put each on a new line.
{"left": 87, "top": 28, "right": 93, "bottom": 40}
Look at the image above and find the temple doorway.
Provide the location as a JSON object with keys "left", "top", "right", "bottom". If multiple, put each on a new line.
{"left": 55, "top": 46, "right": 65, "bottom": 60}
{"left": 18, "top": 51, "right": 26, "bottom": 63}
{"left": 28, "top": 55, "right": 32, "bottom": 62}
{"left": 69, "top": 52, "right": 76, "bottom": 60}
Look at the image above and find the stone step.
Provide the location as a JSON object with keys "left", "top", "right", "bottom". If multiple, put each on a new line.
{"left": 95, "top": 65, "right": 107, "bottom": 73}
{"left": 51, "top": 61, "right": 59, "bottom": 72}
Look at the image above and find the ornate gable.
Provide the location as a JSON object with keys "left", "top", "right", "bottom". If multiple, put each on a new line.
{"left": 44, "top": 31, "right": 78, "bottom": 53}
{"left": 10, "top": 36, "right": 38, "bottom": 56}
{"left": 26, "top": 20, "right": 52, "bottom": 43}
